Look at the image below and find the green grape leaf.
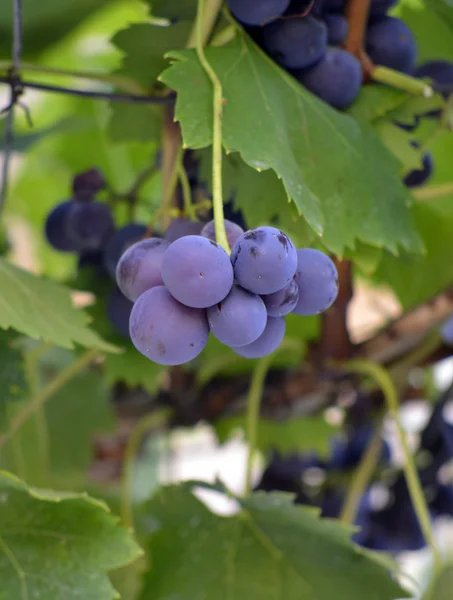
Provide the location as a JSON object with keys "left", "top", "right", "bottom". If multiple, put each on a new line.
{"left": 347, "top": 86, "right": 411, "bottom": 122}
{"left": 0, "top": 471, "right": 142, "bottom": 600}
{"left": 0, "top": 259, "right": 117, "bottom": 352}
{"left": 160, "top": 37, "right": 423, "bottom": 255}
{"left": 147, "top": 0, "right": 197, "bottom": 20}
{"left": 424, "top": 564, "right": 453, "bottom": 600}
{"left": 214, "top": 414, "right": 337, "bottom": 457}
{"left": 104, "top": 347, "right": 166, "bottom": 394}
{"left": 0, "top": 331, "right": 27, "bottom": 431}
{"left": 139, "top": 483, "right": 409, "bottom": 600}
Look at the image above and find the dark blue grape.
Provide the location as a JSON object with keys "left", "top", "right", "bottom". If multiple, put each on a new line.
{"left": 262, "top": 279, "right": 299, "bottom": 317}
{"left": 366, "top": 17, "right": 417, "bottom": 74}
{"left": 414, "top": 60, "right": 453, "bottom": 99}
{"left": 116, "top": 237, "right": 169, "bottom": 302}
{"left": 292, "top": 248, "right": 339, "bottom": 315}
{"left": 328, "top": 426, "right": 390, "bottom": 470}
{"left": 162, "top": 235, "right": 234, "bottom": 308}
{"left": 78, "top": 249, "right": 106, "bottom": 273}
{"left": 103, "top": 223, "right": 148, "bottom": 279}
{"left": 429, "top": 485, "right": 453, "bottom": 518}
{"left": 369, "top": 0, "right": 397, "bottom": 21}
{"left": 440, "top": 315, "right": 453, "bottom": 346}
{"left": 65, "top": 201, "right": 115, "bottom": 251}
{"left": 403, "top": 142, "right": 433, "bottom": 189}
{"left": 207, "top": 285, "right": 267, "bottom": 347}
{"left": 285, "top": 1, "right": 325, "bottom": 18}
{"left": 164, "top": 218, "right": 204, "bottom": 243}
{"left": 295, "top": 48, "right": 362, "bottom": 110}
{"left": 201, "top": 219, "right": 244, "bottom": 249}
{"left": 106, "top": 287, "right": 133, "bottom": 338}
{"left": 227, "top": 0, "right": 290, "bottom": 26}
{"left": 231, "top": 226, "right": 298, "bottom": 295}
{"left": 324, "top": 14, "right": 348, "bottom": 45}
{"left": 234, "top": 316, "right": 286, "bottom": 358}
{"left": 72, "top": 168, "right": 106, "bottom": 200}
{"left": 45, "top": 201, "right": 78, "bottom": 252}
{"left": 262, "top": 16, "right": 328, "bottom": 70}
{"left": 129, "top": 286, "right": 209, "bottom": 365}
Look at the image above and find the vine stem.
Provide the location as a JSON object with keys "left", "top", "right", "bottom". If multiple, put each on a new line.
{"left": 413, "top": 182, "right": 453, "bottom": 201}
{"left": 121, "top": 409, "right": 172, "bottom": 530}
{"left": 195, "top": 0, "right": 230, "bottom": 254}
{"left": 244, "top": 354, "right": 274, "bottom": 496}
{"left": 344, "top": 0, "right": 371, "bottom": 57}
{"left": 0, "top": 348, "right": 99, "bottom": 450}
{"left": 371, "top": 66, "right": 433, "bottom": 97}
{"left": 344, "top": 359, "right": 442, "bottom": 574}
{"left": 339, "top": 425, "right": 383, "bottom": 524}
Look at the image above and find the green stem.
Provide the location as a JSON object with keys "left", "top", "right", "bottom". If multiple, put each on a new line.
{"left": 211, "top": 24, "right": 237, "bottom": 47}
{"left": 195, "top": 0, "right": 230, "bottom": 254}
{"left": 121, "top": 409, "right": 172, "bottom": 530}
{"left": 244, "top": 354, "right": 274, "bottom": 496}
{"left": 178, "top": 160, "right": 197, "bottom": 221}
{"left": 413, "top": 182, "right": 453, "bottom": 201}
{"left": 0, "top": 61, "right": 145, "bottom": 94}
{"left": 0, "top": 348, "right": 99, "bottom": 450}
{"left": 344, "top": 359, "right": 442, "bottom": 573}
{"left": 187, "top": 0, "right": 224, "bottom": 48}
{"left": 340, "top": 425, "right": 383, "bottom": 524}
{"left": 371, "top": 66, "right": 433, "bottom": 97}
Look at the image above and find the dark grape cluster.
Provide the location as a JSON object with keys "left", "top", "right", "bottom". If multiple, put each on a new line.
{"left": 226, "top": 0, "right": 413, "bottom": 110}
{"left": 121, "top": 223, "right": 339, "bottom": 365}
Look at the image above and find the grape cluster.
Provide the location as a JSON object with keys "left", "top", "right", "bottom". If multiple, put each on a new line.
{"left": 226, "top": 0, "right": 412, "bottom": 110}
{"left": 120, "top": 222, "right": 339, "bottom": 366}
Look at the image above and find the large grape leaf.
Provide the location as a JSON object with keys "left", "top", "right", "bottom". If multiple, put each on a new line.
{"left": 138, "top": 483, "right": 409, "bottom": 600}
{"left": 424, "top": 564, "right": 453, "bottom": 600}
{"left": 214, "top": 415, "right": 337, "bottom": 457}
{"left": 0, "top": 331, "right": 27, "bottom": 432}
{"left": 0, "top": 259, "right": 117, "bottom": 351}
{"left": 160, "top": 36, "right": 423, "bottom": 255}
{"left": 0, "top": 471, "right": 142, "bottom": 600}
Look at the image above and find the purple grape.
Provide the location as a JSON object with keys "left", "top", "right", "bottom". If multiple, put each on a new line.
{"left": 207, "top": 285, "right": 267, "bottom": 347}
{"left": 366, "top": 17, "right": 417, "bottom": 74}
{"left": 72, "top": 168, "right": 106, "bottom": 200}
{"left": 369, "top": 0, "right": 398, "bottom": 22}
{"left": 262, "top": 279, "right": 299, "bottom": 317}
{"left": 293, "top": 248, "right": 338, "bottom": 315}
{"left": 441, "top": 315, "right": 453, "bottom": 345}
{"left": 262, "top": 16, "right": 328, "bottom": 70}
{"left": 116, "top": 237, "right": 169, "bottom": 302}
{"left": 234, "top": 316, "right": 286, "bottom": 359}
{"left": 231, "top": 226, "right": 298, "bottom": 295}
{"left": 403, "top": 142, "right": 433, "bottom": 189}
{"left": 129, "top": 286, "right": 209, "bottom": 365}
{"left": 227, "top": 0, "right": 290, "bottom": 26}
{"left": 414, "top": 60, "right": 453, "bottom": 99}
{"left": 161, "top": 235, "right": 234, "bottom": 308}
{"left": 201, "top": 219, "right": 244, "bottom": 249}
{"left": 164, "top": 218, "right": 204, "bottom": 243}
{"left": 106, "top": 287, "right": 133, "bottom": 338}
{"left": 103, "top": 223, "right": 148, "bottom": 279}
{"left": 65, "top": 201, "right": 114, "bottom": 251}
{"left": 295, "top": 48, "right": 362, "bottom": 110}
{"left": 45, "top": 200, "right": 79, "bottom": 252}
{"left": 324, "top": 14, "right": 348, "bottom": 45}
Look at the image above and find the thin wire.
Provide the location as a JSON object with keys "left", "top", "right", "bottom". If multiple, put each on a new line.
{"left": 0, "top": 76, "right": 174, "bottom": 104}
{"left": 0, "top": 0, "right": 23, "bottom": 214}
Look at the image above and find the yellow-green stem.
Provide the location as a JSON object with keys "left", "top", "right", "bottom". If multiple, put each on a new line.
{"left": 414, "top": 182, "right": 453, "bottom": 201}
{"left": 121, "top": 409, "right": 172, "bottom": 530}
{"left": 371, "top": 66, "right": 433, "bottom": 97}
{"left": 187, "top": 0, "right": 224, "bottom": 48}
{"left": 344, "top": 359, "right": 442, "bottom": 574}
{"left": 195, "top": 0, "right": 230, "bottom": 254}
{"left": 244, "top": 354, "right": 274, "bottom": 496}
{"left": 340, "top": 426, "right": 383, "bottom": 524}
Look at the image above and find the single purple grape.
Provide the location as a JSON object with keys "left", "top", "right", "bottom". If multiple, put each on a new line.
{"left": 201, "top": 219, "right": 244, "bottom": 249}
{"left": 293, "top": 248, "right": 338, "bottom": 315}
{"left": 234, "top": 316, "right": 286, "bottom": 359}
{"left": 262, "top": 279, "right": 299, "bottom": 317}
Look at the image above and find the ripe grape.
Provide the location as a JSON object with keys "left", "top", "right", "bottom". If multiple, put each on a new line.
{"left": 403, "top": 142, "right": 433, "bottom": 188}
{"left": 161, "top": 235, "right": 234, "bottom": 308}
{"left": 262, "top": 279, "right": 299, "bottom": 317}
{"left": 231, "top": 226, "right": 297, "bottom": 295}
{"left": 116, "top": 237, "right": 169, "bottom": 302}
{"left": 129, "top": 286, "right": 209, "bottom": 365}
{"left": 414, "top": 60, "right": 453, "bottom": 99}
{"left": 234, "top": 316, "right": 286, "bottom": 359}
{"left": 227, "top": 0, "right": 290, "bottom": 26}
{"left": 440, "top": 315, "right": 453, "bottom": 345}
{"left": 106, "top": 287, "right": 133, "bottom": 338}
{"left": 328, "top": 427, "right": 390, "bottom": 470}
{"left": 65, "top": 201, "right": 115, "bottom": 251}
{"left": 366, "top": 17, "right": 417, "bottom": 74}
{"left": 78, "top": 249, "right": 106, "bottom": 273}
{"left": 293, "top": 248, "right": 339, "bottom": 315}
{"left": 324, "top": 14, "right": 348, "bottom": 45}
{"left": 45, "top": 200, "right": 78, "bottom": 252}
{"left": 295, "top": 48, "right": 362, "bottom": 110}
{"left": 164, "top": 217, "right": 204, "bottom": 243}
{"left": 72, "top": 168, "right": 106, "bottom": 200}
{"left": 368, "top": 0, "right": 397, "bottom": 21}
{"left": 201, "top": 219, "right": 244, "bottom": 248}
{"left": 262, "top": 16, "right": 328, "bottom": 70}
{"left": 207, "top": 285, "right": 267, "bottom": 347}
{"left": 103, "top": 223, "right": 148, "bottom": 278}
